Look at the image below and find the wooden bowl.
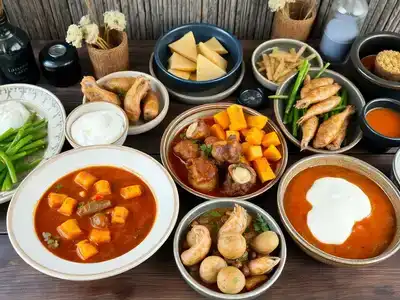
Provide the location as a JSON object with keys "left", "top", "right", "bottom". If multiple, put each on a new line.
{"left": 274, "top": 68, "right": 365, "bottom": 154}
{"left": 160, "top": 103, "right": 288, "bottom": 201}
{"left": 277, "top": 154, "right": 400, "bottom": 267}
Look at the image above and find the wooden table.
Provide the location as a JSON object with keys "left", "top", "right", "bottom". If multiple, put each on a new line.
{"left": 0, "top": 40, "right": 399, "bottom": 300}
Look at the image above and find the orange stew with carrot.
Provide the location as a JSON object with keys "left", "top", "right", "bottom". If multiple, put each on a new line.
{"left": 168, "top": 105, "right": 283, "bottom": 197}
{"left": 366, "top": 107, "right": 400, "bottom": 138}
{"left": 34, "top": 166, "right": 156, "bottom": 263}
{"left": 284, "top": 165, "right": 396, "bottom": 259}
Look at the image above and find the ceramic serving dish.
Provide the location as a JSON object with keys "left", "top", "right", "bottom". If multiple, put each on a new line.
{"left": 65, "top": 102, "right": 129, "bottom": 148}
{"left": 160, "top": 103, "right": 288, "bottom": 201}
{"left": 392, "top": 149, "right": 400, "bottom": 190}
{"left": 149, "top": 53, "right": 245, "bottom": 104}
{"left": 349, "top": 31, "right": 400, "bottom": 101}
{"left": 7, "top": 145, "right": 179, "bottom": 280}
{"left": 173, "top": 199, "right": 287, "bottom": 300}
{"left": 359, "top": 98, "right": 400, "bottom": 151}
{"left": 154, "top": 23, "right": 243, "bottom": 95}
{"left": 251, "top": 39, "right": 323, "bottom": 92}
{"left": 82, "top": 71, "right": 169, "bottom": 135}
{"left": 274, "top": 68, "right": 365, "bottom": 154}
{"left": 0, "top": 84, "right": 66, "bottom": 204}
{"left": 277, "top": 154, "right": 400, "bottom": 267}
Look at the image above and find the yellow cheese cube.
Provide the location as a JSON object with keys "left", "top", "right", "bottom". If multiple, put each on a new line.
{"left": 204, "top": 37, "right": 228, "bottom": 55}
{"left": 74, "top": 171, "right": 97, "bottom": 190}
{"left": 48, "top": 193, "right": 68, "bottom": 209}
{"left": 168, "top": 52, "right": 196, "bottom": 72}
{"left": 120, "top": 185, "right": 143, "bottom": 199}
{"left": 76, "top": 240, "right": 98, "bottom": 261}
{"left": 94, "top": 180, "right": 111, "bottom": 195}
{"left": 112, "top": 206, "right": 129, "bottom": 224}
{"left": 168, "top": 31, "right": 198, "bottom": 62}
{"left": 196, "top": 54, "right": 226, "bottom": 81}
{"left": 57, "top": 197, "right": 78, "bottom": 216}
{"left": 89, "top": 229, "right": 111, "bottom": 244}
{"left": 198, "top": 42, "right": 228, "bottom": 70}
{"left": 57, "top": 219, "right": 82, "bottom": 240}
{"left": 168, "top": 69, "right": 191, "bottom": 80}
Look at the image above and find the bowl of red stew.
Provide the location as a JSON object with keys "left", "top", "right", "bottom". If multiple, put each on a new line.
{"left": 7, "top": 145, "right": 179, "bottom": 280}
{"left": 360, "top": 98, "right": 400, "bottom": 151}
{"left": 160, "top": 103, "right": 288, "bottom": 201}
{"left": 173, "top": 199, "right": 286, "bottom": 299}
{"left": 277, "top": 154, "right": 400, "bottom": 267}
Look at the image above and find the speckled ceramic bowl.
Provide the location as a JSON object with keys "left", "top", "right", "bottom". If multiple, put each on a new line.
{"left": 277, "top": 154, "right": 400, "bottom": 267}
{"left": 173, "top": 199, "right": 287, "bottom": 299}
{"left": 160, "top": 103, "right": 288, "bottom": 201}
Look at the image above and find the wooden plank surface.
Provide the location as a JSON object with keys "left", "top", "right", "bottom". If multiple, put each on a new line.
{"left": 0, "top": 40, "right": 399, "bottom": 299}
{"left": 3, "top": 0, "right": 400, "bottom": 40}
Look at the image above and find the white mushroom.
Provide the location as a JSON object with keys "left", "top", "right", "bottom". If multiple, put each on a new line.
{"left": 199, "top": 256, "right": 228, "bottom": 284}
{"left": 218, "top": 232, "right": 247, "bottom": 260}
{"left": 185, "top": 121, "right": 198, "bottom": 139}
{"left": 251, "top": 231, "right": 279, "bottom": 255}
{"left": 217, "top": 266, "right": 246, "bottom": 294}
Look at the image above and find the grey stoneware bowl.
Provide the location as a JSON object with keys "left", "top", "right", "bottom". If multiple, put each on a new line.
{"left": 154, "top": 23, "right": 243, "bottom": 96}
{"left": 274, "top": 68, "right": 365, "bottom": 154}
{"left": 251, "top": 38, "right": 323, "bottom": 92}
{"left": 349, "top": 31, "right": 400, "bottom": 101}
{"left": 173, "top": 199, "right": 287, "bottom": 300}
{"left": 359, "top": 98, "right": 400, "bottom": 151}
{"left": 277, "top": 154, "right": 400, "bottom": 267}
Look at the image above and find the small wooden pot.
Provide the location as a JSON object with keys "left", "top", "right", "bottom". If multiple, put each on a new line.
{"left": 87, "top": 31, "right": 129, "bottom": 79}
{"left": 271, "top": 1, "right": 316, "bottom": 42}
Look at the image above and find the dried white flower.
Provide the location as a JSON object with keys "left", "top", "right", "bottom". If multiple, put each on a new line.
{"left": 268, "top": 0, "right": 295, "bottom": 12}
{"left": 79, "top": 15, "right": 91, "bottom": 26}
{"left": 103, "top": 10, "right": 126, "bottom": 31}
{"left": 82, "top": 23, "right": 99, "bottom": 44}
{"left": 66, "top": 24, "right": 83, "bottom": 48}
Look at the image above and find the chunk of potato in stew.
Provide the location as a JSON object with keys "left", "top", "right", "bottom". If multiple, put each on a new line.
{"left": 35, "top": 166, "right": 156, "bottom": 263}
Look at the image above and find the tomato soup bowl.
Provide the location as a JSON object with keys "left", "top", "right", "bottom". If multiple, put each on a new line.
{"left": 160, "top": 103, "right": 289, "bottom": 201}
{"left": 173, "top": 199, "right": 287, "bottom": 300}
{"left": 277, "top": 154, "right": 400, "bottom": 267}
{"left": 7, "top": 145, "right": 180, "bottom": 280}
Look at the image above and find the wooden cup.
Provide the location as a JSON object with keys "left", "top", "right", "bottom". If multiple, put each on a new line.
{"left": 271, "top": 1, "right": 316, "bottom": 42}
{"left": 87, "top": 31, "right": 129, "bottom": 79}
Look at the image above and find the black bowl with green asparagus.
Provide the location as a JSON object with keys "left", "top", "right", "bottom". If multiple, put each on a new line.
{"left": 272, "top": 64, "right": 365, "bottom": 154}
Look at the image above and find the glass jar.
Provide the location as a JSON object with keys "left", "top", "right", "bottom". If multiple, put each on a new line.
{"left": 320, "top": 0, "right": 369, "bottom": 63}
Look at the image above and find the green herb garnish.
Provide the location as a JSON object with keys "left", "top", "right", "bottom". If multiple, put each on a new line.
{"left": 179, "top": 132, "right": 186, "bottom": 139}
{"left": 55, "top": 183, "right": 63, "bottom": 191}
{"left": 203, "top": 210, "right": 222, "bottom": 217}
{"left": 253, "top": 213, "right": 270, "bottom": 233}
{"left": 42, "top": 232, "right": 60, "bottom": 249}
{"left": 200, "top": 144, "right": 212, "bottom": 157}
{"left": 77, "top": 202, "right": 85, "bottom": 208}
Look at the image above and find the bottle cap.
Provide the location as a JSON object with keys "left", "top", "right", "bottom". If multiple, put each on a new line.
{"left": 237, "top": 88, "right": 264, "bottom": 109}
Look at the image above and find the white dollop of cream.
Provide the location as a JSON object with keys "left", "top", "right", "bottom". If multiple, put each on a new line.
{"left": 71, "top": 110, "right": 125, "bottom": 146}
{"left": 306, "top": 177, "right": 372, "bottom": 245}
{"left": 0, "top": 101, "right": 30, "bottom": 135}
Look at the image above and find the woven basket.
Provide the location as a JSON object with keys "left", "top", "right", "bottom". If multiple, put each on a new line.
{"left": 87, "top": 31, "right": 129, "bottom": 79}
{"left": 271, "top": 1, "right": 316, "bottom": 42}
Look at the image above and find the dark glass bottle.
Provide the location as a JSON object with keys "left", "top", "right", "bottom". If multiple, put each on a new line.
{"left": 0, "top": 13, "right": 40, "bottom": 84}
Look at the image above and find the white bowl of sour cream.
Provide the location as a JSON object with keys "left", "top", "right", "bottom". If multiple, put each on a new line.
{"left": 65, "top": 102, "right": 129, "bottom": 148}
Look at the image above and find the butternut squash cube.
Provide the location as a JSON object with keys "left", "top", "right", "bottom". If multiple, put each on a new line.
{"left": 210, "top": 124, "right": 226, "bottom": 140}
{"left": 227, "top": 105, "right": 247, "bottom": 131}
{"left": 240, "top": 128, "right": 249, "bottom": 138}
{"left": 57, "top": 219, "right": 82, "bottom": 240}
{"left": 76, "top": 240, "right": 98, "bottom": 261}
{"left": 253, "top": 157, "right": 276, "bottom": 183}
{"left": 48, "top": 193, "right": 68, "bottom": 209}
{"left": 89, "top": 229, "right": 111, "bottom": 244}
{"left": 246, "top": 145, "right": 263, "bottom": 162}
{"left": 226, "top": 130, "right": 240, "bottom": 141}
{"left": 74, "top": 171, "right": 97, "bottom": 190}
{"left": 120, "top": 185, "right": 143, "bottom": 199}
{"left": 245, "top": 127, "right": 264, "bottom": 145}
{"left": 112, "top": 206, "right": 129, "bottom": 224}
{"left": 94, "top": 180, "right": 111, "bottom": 195}
{"left": 57, "top": 197, "right": 78, "bottom": 216}
{"left": 241, "top": 142, "right": 251, "bottom": 155}
{"left": 262, "top": 132, "right": 281, "bottom": 147}
{"left": 246, "top": 115, "right": 269, "bottom": 130}
{"left": 263, "top": 145, "right": 282, "bottom": 162}
{"left": 213, "top": 110, "right": 230, "bottom": 129}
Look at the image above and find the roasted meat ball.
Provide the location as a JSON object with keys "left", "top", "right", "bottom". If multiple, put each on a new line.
{"left": 173, "top": 140, "right": 200, "bottom": 161}
{"left": 187, "top": 157, "right": 218, "bottom": 192}
{"left": 186, "top": 119, "right": 210, "bottom": 140}
{"left": 223, "top": 163, "right": 257, "bottom": 196}
{"left": 204, "top": 136, "right": 219, "bottom": 146}
{"left": 211, "top": 136, "right": 242, "bottom": 164}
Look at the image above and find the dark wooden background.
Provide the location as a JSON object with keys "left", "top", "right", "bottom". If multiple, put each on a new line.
{"left": 3, "top": 0, "right": 400, "bottom": 40}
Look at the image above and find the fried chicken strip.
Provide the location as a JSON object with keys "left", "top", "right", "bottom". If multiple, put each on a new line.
{"left": 297, "top": 96, "right": 341, "bottom": 125}
{"left": 295, "top": 83, "right": 341, "bottom": 109}
{"left": 300, "top": 77, "right": 334, "bottom": 99}
{"left": 326, "top": 118, "right": 350, "bottom": 151}
{"left": 300, "top": 116, "right": 319, "bottom": 151}
{"left": 81, "top": 76, "right": 121, "bottom": 106}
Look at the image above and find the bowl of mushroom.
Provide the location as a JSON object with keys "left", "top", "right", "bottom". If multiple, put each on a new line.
{"left": 81, "top": 71, "right": 169, "bottom": 135}
{"left": 173, "top": 199, "right": 287, "bottom": 299}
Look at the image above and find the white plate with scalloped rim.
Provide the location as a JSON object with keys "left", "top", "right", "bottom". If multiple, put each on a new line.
{"left": 0, "top": 84, "right": 66, "bottom": 204}
{"left": 7, "top": 145, "right": 179, "bottom": 281}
